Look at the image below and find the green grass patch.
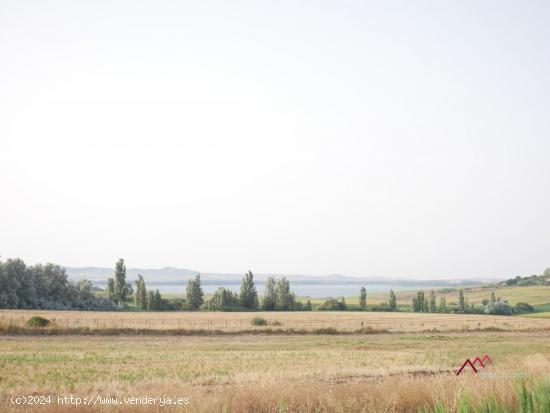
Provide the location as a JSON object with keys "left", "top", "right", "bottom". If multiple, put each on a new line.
{"left": 420, "top": 378, "right": 550, "bottom": 413}
{"left": 523, "top": 312, "right": 550, "bottom": 319}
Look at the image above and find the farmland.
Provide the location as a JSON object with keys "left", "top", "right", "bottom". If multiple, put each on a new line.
{"left": 344, "top": 285, "right": 550, "bottom": 311}
{"left": 1, "top": 285, "right": 549, "bottom": 412}
{"left": 1, "top": 331, "right": 550, "bottom": 412}
{"left": 524, "top": 312, "right": 550, "bottom": 319}
{"left": 2, "top": 309, "right": 550, "bottom": 333}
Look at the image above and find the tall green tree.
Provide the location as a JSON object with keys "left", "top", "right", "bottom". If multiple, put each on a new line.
{"left": 429, "top": 290, "right": 437, "bottom": 313}
{"left": 4, "top": 259, "right": 25, "bottom": 307}
{"left": 275, "top": 277, "right": 294, "bottom": 310}
{"left": 415, "top": 291, "right": 425, "bottom": 312}
{"left": 261, "top": 277, "right": 277, "bottom": 310}
{"left": 112, "top": 258, "right": 130, "bottom": 305}
{"left": 359, "top": 286, "right": 367, "bottom": 310}
{"left": 239, "top": 270, "right": 259, "bottom": 310}
{"left": 107, "top": 278, "right": 115, "bottom": 302}
{"left": 438, "top": 296, "right": 447, "bottom": 313}
{"left": 145, "top": 289, "right": 163, "bottom": 310}
{"left": 75, "top": 279, "right": 94, "bottom": 301}
{"left": 389, "top": 290, "right": 397, "bottom": 311}
{"left": 17, "top": 261, "right": 36, "bottom": 307}
{"left": 134, "top": 274, "right": 147, "bottom": 310}
{"left": 155, "top": 289, "right": 162, "bottom": 310}
{"left": 186, "top": 273, "right": 204, "bottom": 310}
{"left": 147, "top": 290, "right": 156, "bottom": 310}
{"left": 490, "top": 291, "right": 496, "bottom": 304}
{"left": 204, "top": 287, "right": 240, "bottom": 311}
{"left": 458, "top": 289, "right": 465, "bottom": 312}
{"left": 412, "top": 296, "right": 419, "bottom": 312}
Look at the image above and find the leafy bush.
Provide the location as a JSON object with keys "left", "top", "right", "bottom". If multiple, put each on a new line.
{"left": 514, "top": 302, "right": 534, "bottom": 313}
{"left": 371, "top": 303, "right": 397, "bottom": 312}
{"left": 203, "top": 288, "right": 245, "bottom": 311}
{"left": 318, "top": 298, "right": 347, "bottom": 311}
{"left": 272, "top": 320, "right": 282, "bottom": 326}
{"left": 314, "top": 327, "right": 339, "bottom": 334}
{"left": 484, "top": 300, "right": 512, "bottom": 315}
{"left": 251, "top": 317, "right": 267, "bottom": 326}
{"left": 27, "top": 316, "right": 51, "bottom": 328}
{"left": 451, "top": 304, "right": 485, "bottom": 315}
{"left": 162, "top": 298, "right": 185, "bottom": 311}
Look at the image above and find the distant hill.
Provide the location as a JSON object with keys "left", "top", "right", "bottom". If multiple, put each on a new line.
{"left": 65, "top": 266, "right": 198, "bottom": 280}
{"left": 64, "top": 266, "right": 487, "bottom": 287}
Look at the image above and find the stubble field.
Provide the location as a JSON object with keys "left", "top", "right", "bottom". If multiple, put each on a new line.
{"left": 1, "top": 331, "right": 550, "bottom": 412}
{"left": 2, "top": 309, "right": 550, "bottom": 333}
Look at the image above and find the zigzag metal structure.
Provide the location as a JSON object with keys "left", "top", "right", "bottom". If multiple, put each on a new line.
{"left": 456, "top": 354, "right": 492, "bottom": 375}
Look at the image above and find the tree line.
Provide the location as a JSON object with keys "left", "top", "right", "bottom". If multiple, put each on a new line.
{"left": 104, "top": 260, "right": 313, "bottom": 311}
{"left": 107, "top": 259, "right": 178, "bottom": 311}
{"left": 1, "top": 256, "right": 536, "bottom": 315}
{"left": 0, "top": 258, "right": 115, "bottom": 310}
{"left": 0, "top": 256, "right": 379, "bottom": 312}
{"left": 501, "top": 268, "right": 550, "bottom": 287}
{"left": 185, "top": 271, "right": 313, "bottom": 311}
{"left": 409, "top": 288, "right": 532, "bottom": 316}
{"left": 0, "top": 256, "right": 405, "bottom": 313}
{"left": 318, "top": 288, "right": 398, "bottom": 312}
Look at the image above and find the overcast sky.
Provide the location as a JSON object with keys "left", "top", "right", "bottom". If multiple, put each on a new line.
{"left": 1, "top": 1, "right": 549, "bottom": 279}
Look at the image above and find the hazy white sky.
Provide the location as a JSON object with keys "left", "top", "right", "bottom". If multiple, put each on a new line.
{"left": 1, "top": 1, "right": 549, "bottom": 279}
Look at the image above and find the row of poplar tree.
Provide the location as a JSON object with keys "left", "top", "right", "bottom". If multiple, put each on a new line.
{"left": 106, "top": 259, "right": 312, "bottom": 311}
{"left": 185, "top": 271, "right": 312, "bottom": 311}
{"left": 106, "top": 259, "right": 166, "bottom": 310}
{"left": 411, "top": 290, "right": 448, "bottom": 313}
{"left": 322, "top": 287, "right": 398, "bottom": 311}
{"left": 411, "top": 289, "right": 513, "bottom": 315}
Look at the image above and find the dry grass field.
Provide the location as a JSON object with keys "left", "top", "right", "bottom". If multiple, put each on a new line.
{"left": 1, "top": 332, "right": 550, "bottom": 412}
{"left": 2, "top": 310, "right": 550, "bottom": 412}
{"left": 2, "top": 309, "right": 550, "bottom": 333}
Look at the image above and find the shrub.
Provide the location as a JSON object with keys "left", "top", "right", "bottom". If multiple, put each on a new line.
{"left": 371, "top": 303, "right": 395, "bottom": 312}
{"left": 484, "top": 300, "right": 512, "bottom": 315}
{"left": 204, "top": 288, "right": 243, "bottom": 311}
{"left": 314, "top": 327, "right": 338, "bottom": 334}
{"left": 356, "top": 326, "right": 388, "bottom": 334}
{"left": 272, "top": 320, "right": 282, "bottom": 326}
{"left": 318, "top": 298, "right": 347, "bottom": 311}
{"left": 251, "top": 317, "right": 267, "bottom": 326}
{"left": 514, "top": 302, "right": 534, "bottom": 313}
{"left": 27, "top": 316, "right": 51, "bottom": 328}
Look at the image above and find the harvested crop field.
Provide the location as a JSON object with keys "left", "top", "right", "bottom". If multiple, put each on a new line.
{"left": 2, "top": 310, "right": 550, "bottom": 333}
{"left": 1, "top": 332, "right": 550, "bottom": 412}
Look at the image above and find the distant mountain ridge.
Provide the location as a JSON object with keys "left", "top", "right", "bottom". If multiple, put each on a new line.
{"left": 64, "top": 266, "right": 488, "bottom": 287}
